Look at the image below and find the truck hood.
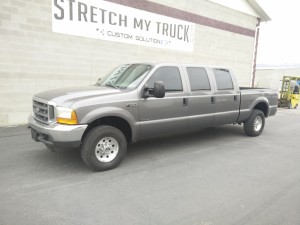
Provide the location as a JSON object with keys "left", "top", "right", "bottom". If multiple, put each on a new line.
{"left": 35, "top": 86, "right": 125, "bottom": 106}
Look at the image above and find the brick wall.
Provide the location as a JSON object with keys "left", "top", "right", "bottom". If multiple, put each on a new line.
{"left": 0, "top": 0, "right": 257, "bottom": 126}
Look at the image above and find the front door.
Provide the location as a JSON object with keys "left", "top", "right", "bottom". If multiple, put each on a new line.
{"left": 139, "top": 66, "right": 188, "bottom": 138}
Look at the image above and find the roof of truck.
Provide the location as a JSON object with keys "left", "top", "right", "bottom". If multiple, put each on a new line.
{"left": 129, "top": 62, "right": 230, "bottom": 70}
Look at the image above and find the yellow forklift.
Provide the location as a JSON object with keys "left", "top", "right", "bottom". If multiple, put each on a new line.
{"left": 278, "top": 76, "right": 300, "bottom": 109}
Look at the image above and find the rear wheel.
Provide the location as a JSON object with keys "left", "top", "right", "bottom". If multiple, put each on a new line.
{"left": 243, "top": 109, "right": 265, "bottom": 137}
{"left": 81, "top": 125, "right": 127, "bottom": 171}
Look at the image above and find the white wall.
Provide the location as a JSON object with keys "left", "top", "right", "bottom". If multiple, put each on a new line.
{"left": 208, "top": 0, "right": 260, "bottom": 18}
{"left": 255, "top": 67, "right": 300, "bottom": 91}
{"left": 0, "top": 0, "right": 258, "bottom": 126}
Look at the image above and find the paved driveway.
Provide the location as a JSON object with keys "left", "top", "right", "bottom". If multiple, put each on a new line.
{"left": 0, "top": 109, "right": 300, "bottom": 225}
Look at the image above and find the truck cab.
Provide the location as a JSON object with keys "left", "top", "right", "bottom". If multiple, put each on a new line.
{"left": 137, "top": 64, "right": 241, "bottom": 137}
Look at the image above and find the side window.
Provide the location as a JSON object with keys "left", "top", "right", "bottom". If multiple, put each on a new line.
{"left": 213, "top": 69, "right": 234, "bottom": 90}
{"left": 186, "top": 67, "right": 210, "bottom": 91}
{"left": 147, "top": 66, "right": 183, "bottom": 91}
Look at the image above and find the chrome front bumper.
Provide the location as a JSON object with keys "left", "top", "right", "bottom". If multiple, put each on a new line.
{"left": 28, "top": 114, "right": 88, "bottom": 148}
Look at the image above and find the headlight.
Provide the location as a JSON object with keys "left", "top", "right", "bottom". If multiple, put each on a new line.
{"left": 56, "top": 107, "right": 78, "bottom": 125}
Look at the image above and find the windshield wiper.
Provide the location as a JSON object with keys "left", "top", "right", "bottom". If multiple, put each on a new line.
{"left": 105, "top": 83, "right": 118, "bottom": 89}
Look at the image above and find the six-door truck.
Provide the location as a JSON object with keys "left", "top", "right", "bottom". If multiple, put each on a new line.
{"left": 28, "top": 63, "right": 278, "bottom": 171}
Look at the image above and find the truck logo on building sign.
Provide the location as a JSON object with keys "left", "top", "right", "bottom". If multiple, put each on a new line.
{"left": 52, "top": 0, "right": 195, "bottom": 52}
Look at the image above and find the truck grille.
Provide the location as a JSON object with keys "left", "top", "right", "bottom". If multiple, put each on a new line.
{"left": 33, "top": 100, "right": 55, "bottom": 124}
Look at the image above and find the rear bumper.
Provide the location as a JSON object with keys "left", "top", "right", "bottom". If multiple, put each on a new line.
{"left": 269, "top": 105, "right": 277, "bottom": 116}
{"left": 28, "top": 114, "right": 87, "bottom": 149}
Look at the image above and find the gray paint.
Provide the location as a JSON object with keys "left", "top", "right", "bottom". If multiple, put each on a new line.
{"left": 28, "top": 63, "right": 278, "bottom": 147}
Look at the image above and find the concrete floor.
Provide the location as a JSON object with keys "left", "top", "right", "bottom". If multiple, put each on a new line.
{"left": 0, "top": 108, "right": 300, "bottom": 225}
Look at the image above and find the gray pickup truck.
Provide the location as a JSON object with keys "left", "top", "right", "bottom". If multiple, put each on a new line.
{"left": 28, "top": 63, "right": 277, "bottom": 171}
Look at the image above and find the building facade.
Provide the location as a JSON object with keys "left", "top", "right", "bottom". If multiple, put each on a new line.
{"left": 255, "top": 67, "right": 300, "bottom": 91}
{"left": 0, "top": 0, "right": 268, "bottom": 126}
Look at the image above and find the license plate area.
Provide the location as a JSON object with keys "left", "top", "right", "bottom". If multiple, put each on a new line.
{"left": 31, "top": 128, "right": 39, "bottom": 141}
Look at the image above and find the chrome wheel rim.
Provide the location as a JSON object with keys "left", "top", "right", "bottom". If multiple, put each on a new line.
{"left": 253, "top": 116, "right": 263, "bottom": 131}
{"left": 95, "top": 137, "right": 119, "bottom": 162}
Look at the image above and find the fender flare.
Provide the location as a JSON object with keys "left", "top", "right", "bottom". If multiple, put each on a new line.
{"left": 80, "top": 106, "right": 138, "bottom": 141}
{"left": 249, "top": 97, "right": 270, "bottom": 117}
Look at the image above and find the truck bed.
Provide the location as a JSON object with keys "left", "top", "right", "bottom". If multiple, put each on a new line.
{"left": 239, "top": 87, "right": 269, "bottom": 90}
{"left": 238, "top": 87, "right": 278, "bottom": 122}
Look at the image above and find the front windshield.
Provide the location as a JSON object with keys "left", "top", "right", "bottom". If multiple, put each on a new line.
{"left": 96, "top": 64, "right": 153, "bottom": 89}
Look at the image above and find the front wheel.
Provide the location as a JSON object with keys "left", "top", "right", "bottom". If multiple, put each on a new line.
{"left": 81, "top": 125, "right": 127, "bottom": 171}
{"left": 243, "top": 109, "right": 265, "bottom": 137}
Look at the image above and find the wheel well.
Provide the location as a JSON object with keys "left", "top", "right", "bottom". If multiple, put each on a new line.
{"left": 254, "top": 102, "right": 269, "bottom": 117}
{"left": 82, "top": 116, "right": 132, "bottom": 143}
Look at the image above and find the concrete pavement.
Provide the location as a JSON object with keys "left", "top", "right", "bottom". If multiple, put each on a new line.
{"left": 0, "top": 108, "right": 300, "bottom": 225}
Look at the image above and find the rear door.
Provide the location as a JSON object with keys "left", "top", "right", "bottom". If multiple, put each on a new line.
{"left": 211, "top": 68, "right": 240, "bottom": 125}
{"left": 185, "top": 67, "right": 215, "bottom": 130}
{"left": 139, "top": 66, "right": 188, "bottom": 138}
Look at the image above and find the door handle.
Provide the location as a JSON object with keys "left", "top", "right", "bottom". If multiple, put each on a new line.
{"left": 211, "top": 96, "right": 215, "bottom": 104}
{"left": 234, "top": 95, "right": 238, "bottom": 102}
{"left": 183, "top": 98, "right": 188, "bottom": 106}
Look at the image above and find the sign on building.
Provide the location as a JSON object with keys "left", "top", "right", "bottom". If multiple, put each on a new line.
{"left": 52, "top": 0, "right": 195, "bottom": 52}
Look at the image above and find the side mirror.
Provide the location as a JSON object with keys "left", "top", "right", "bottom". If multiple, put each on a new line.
{"left": 142, "top": 81, "right": 165, "bottom": 98}
{"left": 153, "top": 81, "right": 165, "bottom": 98}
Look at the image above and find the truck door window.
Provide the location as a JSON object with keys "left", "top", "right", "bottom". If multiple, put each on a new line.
{"left": 147, "top": 66, "right": 183, "bottom": 91}
{"left": 213, "top": 69, "right": 234, "bottom": 90}
{"left": 186, "top": 67, "right": 211, "bottom": 91}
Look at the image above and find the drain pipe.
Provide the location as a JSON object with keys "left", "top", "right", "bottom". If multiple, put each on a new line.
{"left": 251, "top": 18, "right": 261, "bottom": 87}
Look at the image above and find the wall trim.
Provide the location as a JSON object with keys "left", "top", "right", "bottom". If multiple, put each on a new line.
{"left": 105, "top": 0, "right": 256, "bottom": 37}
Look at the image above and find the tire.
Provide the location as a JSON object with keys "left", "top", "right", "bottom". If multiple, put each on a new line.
{"left": 81, "top": 125, "right": 127, "bottom": 171}
{"left": 243, "top": 109, "right": 265, "bottom": 137}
